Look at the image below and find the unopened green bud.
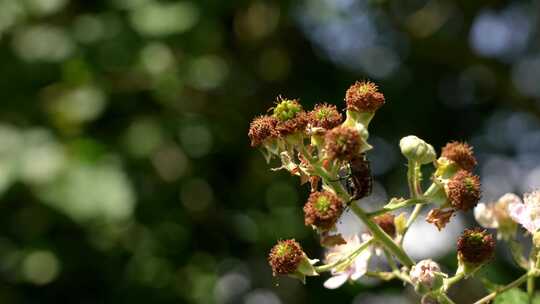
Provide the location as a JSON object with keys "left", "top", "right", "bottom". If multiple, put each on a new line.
{"left": 399, "top": 135, "right": 436, "bottom": 165}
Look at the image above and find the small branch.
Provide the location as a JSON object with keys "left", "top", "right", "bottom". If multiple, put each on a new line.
{"left": 366, "top": 198, "right": 426, "bottom": 217}
{"left": 474, "top": 273, "right": 530, "bottom": 304}
{"left": 444, "top": 271, "right": 465, "bottom": 291}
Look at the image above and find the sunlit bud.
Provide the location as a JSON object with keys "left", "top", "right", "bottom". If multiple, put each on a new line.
{"left": 304, "top": 191, "right": 344, "bottom": 231}
{"left": 345, "top": 81, "right": 385, "bottom": 113}
{"left": 273, "top": 98, "right": 302, "bottom": 122}
{"left": 399, "top": 135, "right": 436, "bottom": 165}
{"left": 457, "top": 228, "right": 495, "bottom": 268}
{"left": 446, "top": 170, "right": 481, "bottom": 211}
{"left": 268, "top": 239, "right": 318, "bottom": 282}
{"left": 410, "top": 259, "right": 445, "bottom": 294}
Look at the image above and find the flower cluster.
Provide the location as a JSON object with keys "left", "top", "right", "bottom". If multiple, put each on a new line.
{"left": 248, "top": 81, "right": 539, "bottom": 303}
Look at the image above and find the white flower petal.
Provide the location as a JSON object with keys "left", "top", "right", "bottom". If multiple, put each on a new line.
{"left": 323, "top": 273, "right": 349, "bottom": 289}
{"left": 474, "top": 203, "right": 498, "bottom": 228}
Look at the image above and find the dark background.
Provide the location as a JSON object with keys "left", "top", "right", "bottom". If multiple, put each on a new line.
{"left": 0, "top": 0, "right": 539, "bottom": 303}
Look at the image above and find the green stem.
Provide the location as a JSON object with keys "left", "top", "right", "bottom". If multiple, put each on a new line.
{"left": 314, "top": 238, "right": 373, "bottom": 273}
{"left": 367, "top": 198, "right": 426, "bottom": 217}
{"left": 474, "top": 273, "right": 530, "bottom": 304}
{"left": 407, "top": 160, "right": 418, "bottom": 198}
{"left": 350, "top": 203, "right": 414, "bottom": 267}
{"left": 444, "top": 271, "right": 465, "bottom": 291}
{"left": 528, "top": 248, "right": 538, "bottom": 304}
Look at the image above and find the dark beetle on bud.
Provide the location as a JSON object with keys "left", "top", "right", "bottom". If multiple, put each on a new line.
{"left": 338, "top": 153, "right": 373, "bottom": 203}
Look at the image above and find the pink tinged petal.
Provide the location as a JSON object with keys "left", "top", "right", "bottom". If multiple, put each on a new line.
{"left": 323, "top": 273, "right": 350, "bottom": 289}
{"left": 509, "top": 202, "right": 528, "bottom": 227}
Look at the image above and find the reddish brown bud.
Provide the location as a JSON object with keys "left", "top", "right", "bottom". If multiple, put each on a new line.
{"left": 248, "top": 115, "right": 278, "bottom": 147}
{"left": 304, "top": 191, "right": 343, "bottom": 230}
{"left": 447, "top": 170, "right": 481, "bottom": 211}
{"left": 373, "top": 213, "right": 396, "bottom": 237}
{"left": 426, "top": 208, "right": 455, "bottom": 231}
{"left": 441, "top": 141, "right": 477, "bottom": 172}
{"left": 324, "top": 126, "right": 362, "bottom": 161}
{"left": 268, "top": 239, "right": 304, "bottom": 276}
{"left": 307, "top": 103, "right": 342, "bottom": 130}
{"left": 345, "top": 81, "right": 385, "bottom": 113}
{"left": 457, "top": 228, "right": 495, "bottom": 264}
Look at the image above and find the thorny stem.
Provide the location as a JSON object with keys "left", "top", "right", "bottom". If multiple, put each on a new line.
{"left": 315, "top": 238, "right": 374, "bottom": 273}
{"left": 474, "top": 273, "right": 530, "bottom": 304}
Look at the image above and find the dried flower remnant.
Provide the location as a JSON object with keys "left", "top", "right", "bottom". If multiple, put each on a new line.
{"left": 373, "top": 213, "right": 396, "bottom": 237}
{"left": 446, "top": 170, "right": 481, "bottom": 211}
{"left": 441, "top": 141, "right": 477, "bottom": 172}
{"left": 248, "top": 115, "right": 278, "bottom": 147}
{"left": 457, "top": 228, "right": 495, "bottom": 265}
{"left": 324, "top": 126, "right": 362, "bottom": 161}
{"left": 426, "top": 208, "right": 455, "bottom": 231}
{"left": 268, "top": 239, "right": 304, "bottom": 276}
{"left": 345, "top": 81, "right": 385, "bottom": 113}
{"left": 304, "top": 191, "right": 344, "bottom": 231}
{"left": 308, "top": 103, "right": 342, "bottom": 131}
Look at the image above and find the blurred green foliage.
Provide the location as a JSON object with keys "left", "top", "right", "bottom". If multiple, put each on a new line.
{"left": 0, "top": 0, "right": 539, "bottom": 303}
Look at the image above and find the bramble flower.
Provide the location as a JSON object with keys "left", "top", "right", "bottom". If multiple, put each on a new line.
{"left": 440, "top": 141, "right": 477, "bottom": 172}
{"left": 324, "top": 126, "right": 362, "bottom": 161}
{"left": 268, "top": 239, "right": 318, "bottom": 282}
{"left": 323, "top": 234, "right": 372, "bottom": 289}
{"left": 307, "top": 103, "right": 342, "bottom": 131}
{"left": 457, "top": 228, "right": 495, "bottom": 265}
{"left": 446, "top": 170, "right": 481, "bottom": 211}
{"left": 304, "top": 191, "right": 344, "bottom": 231}
{"left": 345, "top": 81, "right": 385, "bottom": 113}
{"left": 474, "top": 193, "right": 519, "bottom": 239}
{"left": 508, "top": 190, "right": 540, "bottom": 234}
{"left": 410, "top": 259, "right": 445, "bottom": 294}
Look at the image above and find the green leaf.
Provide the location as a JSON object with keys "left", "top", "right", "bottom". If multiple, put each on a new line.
{"left": 494, "top": 288, "right": 527, "bottom": 304}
